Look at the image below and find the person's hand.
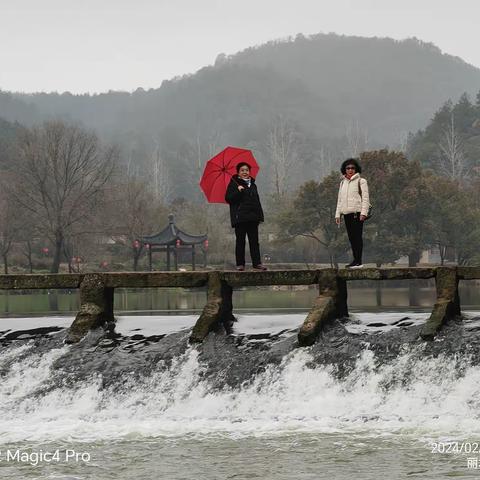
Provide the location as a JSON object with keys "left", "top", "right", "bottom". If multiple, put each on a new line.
{"left": 335, "top": 217, "right": 341, "bottom": 225}
{"left": 360, "top": 215, "right": 367, "bottom": 222}
{"left": 238, "top": 185, "right": 245, "bottom": 191}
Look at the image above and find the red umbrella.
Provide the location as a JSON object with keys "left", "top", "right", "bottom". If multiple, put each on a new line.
{"left": 199, "top": 146, "right": 260, "bottom": 203}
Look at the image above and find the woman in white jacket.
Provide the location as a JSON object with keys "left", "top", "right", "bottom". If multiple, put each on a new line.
{"left": 335, "top": 158, "right": 370, "bottom": 269}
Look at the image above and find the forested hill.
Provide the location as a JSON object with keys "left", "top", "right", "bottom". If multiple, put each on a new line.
{"left": 226, "top": 34, "right": 480, "bottom": 140}
{"left": 2, "top": 34, "right": 479, "bottom": 141}
{"left": 1, "top": 33, "right": 480, "bottom": 198}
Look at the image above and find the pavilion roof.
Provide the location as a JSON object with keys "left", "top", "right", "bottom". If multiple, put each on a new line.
{"left": 141, "top": 214, "right": 207, "bottom": 246}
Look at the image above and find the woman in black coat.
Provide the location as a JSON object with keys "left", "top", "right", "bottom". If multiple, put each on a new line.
{"left": 225, "top": 162, "right": 267, "bottom": 271}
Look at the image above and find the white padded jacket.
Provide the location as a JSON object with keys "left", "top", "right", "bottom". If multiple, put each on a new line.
{"left": 335, "top": 173, "right": 370, "bottom": 218}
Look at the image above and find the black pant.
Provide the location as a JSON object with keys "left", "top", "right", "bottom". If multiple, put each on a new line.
{"left": 234, "top": 221, "right": 261, "bottom": 267}
{"left": 344, "top": 213, "right": 364, "bottom": 263}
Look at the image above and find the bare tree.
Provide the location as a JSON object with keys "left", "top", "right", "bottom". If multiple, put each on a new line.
{"left": 151, "top": 140, "right": 172, "bottom": 204}
{"left": 207, "top": 128, "right": 223, "bottom": 158}
{"left": 317, "top": 145, "right": 335, "bottom": 178}
{"left": 109, "top": 175, "right": 167, "bottom": 271}
{"left": 267, "top": 115, "right": 298, "bottom": 198}
{"left": 195, "top": 129, "right": 202, "bottom": 171}
{"left": 13, "top": 121, "right": 116, "bottom": 273}
{"left": 0, "top": 186, "right": 23, "bottom": 274}
{"left": 343, "top": 119, "right": 368, "bottom": 158}
{"left": 17, "top": 211, "right": 40, "bottom": 273}
{"left": 439, "top": 113, "right": 467, "bottom": 180}
{"left": 396, "top": 131, "right": 409, "bottom": 153}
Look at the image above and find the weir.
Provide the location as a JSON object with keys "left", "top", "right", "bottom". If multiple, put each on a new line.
{"left": 0, "top": 266, "right": 474, "bottom": 345}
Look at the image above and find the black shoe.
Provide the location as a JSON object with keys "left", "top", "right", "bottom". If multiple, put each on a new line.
{"left": 350, "top": 262, "right": 364, "bottom": 269}
{"left": 236, "top": 265, "right": 245, "bottom": 271}
{"left": 253, "top": 264, "right": 267, "bottom": 271}
{"left": 345, "top": 261, "right": 356, "bottom": 268}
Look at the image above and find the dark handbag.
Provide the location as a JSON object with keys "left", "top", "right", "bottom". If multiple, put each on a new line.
{"left": 358, "top": 179, "right": 373, "bottom": 220}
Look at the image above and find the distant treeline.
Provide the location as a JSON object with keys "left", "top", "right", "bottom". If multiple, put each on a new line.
{"left": 278, "top": 149, "right": 480, "bottom": 267}
{"left": 1, "top": 33, "right": 480, "bottom": 271}
{"left": 1, "top": 33, "right": 480, "bottom": 201}
{"left": 408, "top": 93, "right": 480, "bottom": 179}
{"left": 1, "top": 120, "right": 479, "bottom": 273}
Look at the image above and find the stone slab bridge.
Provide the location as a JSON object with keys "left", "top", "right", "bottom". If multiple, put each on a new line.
{"left": 0, "top": 267, "right": 477, "bottom": 346}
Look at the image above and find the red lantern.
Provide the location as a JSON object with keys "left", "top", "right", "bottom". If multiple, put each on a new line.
{"left": 101, "top": 260, "right": 108, "bottom": 268}
{"left": 176, "top": 239, "right": 181, "bottom": 247}
{"left": 42, "top": 247, "right": 49, "bottom": 255}
{"left": 204, "top": 240, "right": 209, "bottom": 249}
{"left": 133, "top": 240, "right": 140, "bottom": 249}
{"left": 144, "top": 243, "right": 150, "bottom": 249}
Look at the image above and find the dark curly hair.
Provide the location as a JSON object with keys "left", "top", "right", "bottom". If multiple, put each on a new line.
{"left": 236, "top": 162, "right": 252, "bottom": 173}
{"left": 340, "top": 158, "right": 362, "bottom": 175}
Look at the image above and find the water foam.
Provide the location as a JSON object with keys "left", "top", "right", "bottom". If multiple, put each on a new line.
{"left": 1, "top": 336, "right": 480, "bottom": 443}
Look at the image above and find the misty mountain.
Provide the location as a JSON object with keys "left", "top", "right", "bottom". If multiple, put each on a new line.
{"left": 1, "top": 33, "right": 480, "bottom": 198}
{"left": 227, "top": 34, "right": 480, "bottom": 142}
{"left": 2, "top": 34, "right": 479, "bottom": 140}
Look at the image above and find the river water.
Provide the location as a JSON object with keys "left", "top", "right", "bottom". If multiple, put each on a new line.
{"left": 1, "top": 283, "right": 480, "bottom": 479}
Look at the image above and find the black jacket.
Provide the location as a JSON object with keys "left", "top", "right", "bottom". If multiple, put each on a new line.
{"left": 225, "top": 176, "right": 264, "bottom": 227}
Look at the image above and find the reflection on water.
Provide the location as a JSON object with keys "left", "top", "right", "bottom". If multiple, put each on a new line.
{"left": 0, "top": 279, "right": 479, "bottom": 315}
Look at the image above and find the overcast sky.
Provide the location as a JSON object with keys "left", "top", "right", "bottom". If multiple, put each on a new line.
{"left": 1, "top": 0, "right": 479, "bottom": 94}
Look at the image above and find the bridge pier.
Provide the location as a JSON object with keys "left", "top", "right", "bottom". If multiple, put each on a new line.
{"left": 65, "top": 274, "right": 115, "bottom": 343}
{"left": 298, "top": 271, "right": 348, "bottom": 346}
{"left": 421, "top": 267, "right": 460, "bottom": 340}
{"left": 189, "top": 272, "right": 234, "bottom": 343}
{"left": 0, "top": 267, "right": 470, "bottom": 347}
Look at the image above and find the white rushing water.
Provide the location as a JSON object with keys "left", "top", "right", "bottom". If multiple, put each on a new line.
{"left": 0, "top": 312, "right": 480, "bottom": 446}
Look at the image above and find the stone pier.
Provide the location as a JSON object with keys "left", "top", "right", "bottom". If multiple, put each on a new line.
{"left": 65, "top": 274, "right": 115, "bottom": 344}
{"left": 189, "top": 272, "right": 234, "bottom": 343}
{"left": 298, "top": 271, "right": 348, "bottom": 346}
{"left": 420, "top": 267, "right": 461, "bottom": 340}
{"left": 0, "top": 266, "right": 474, "bottom": 346}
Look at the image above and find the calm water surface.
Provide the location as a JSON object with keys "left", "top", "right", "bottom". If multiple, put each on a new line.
{"left": 2, "top": 279, "right": 479, "bottom": 315}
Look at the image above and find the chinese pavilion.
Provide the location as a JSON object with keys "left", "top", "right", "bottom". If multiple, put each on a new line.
{"left": 141, "top": 214, "right": 208, "bottom": 271}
